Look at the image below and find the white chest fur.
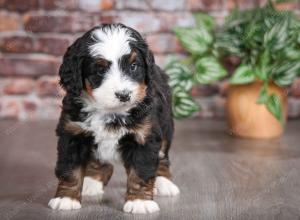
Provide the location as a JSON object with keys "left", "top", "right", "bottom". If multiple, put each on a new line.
{"left": 77, "top": 112, "right": 129, "bottom": 162}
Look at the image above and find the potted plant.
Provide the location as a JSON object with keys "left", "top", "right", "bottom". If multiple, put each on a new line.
{"left": 166, "top": 2, "right": 300, "bottom": 138}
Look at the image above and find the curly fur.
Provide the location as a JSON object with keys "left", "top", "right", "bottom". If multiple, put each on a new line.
{"left": 50, "top": 23, "right": 177, "bottom": 213}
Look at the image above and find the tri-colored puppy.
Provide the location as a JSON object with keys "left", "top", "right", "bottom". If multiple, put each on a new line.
{"left": 48, "top": 23, "right": 179, "bottom": 214}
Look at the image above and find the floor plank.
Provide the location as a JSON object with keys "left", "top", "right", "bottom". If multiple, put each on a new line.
{"left": 0, "top": 119, "right": 299, "bottom": 220}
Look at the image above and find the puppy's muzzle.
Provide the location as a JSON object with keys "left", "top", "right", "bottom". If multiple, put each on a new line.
{"left": 115, "top": 90, "right": 132, "bottom": 102}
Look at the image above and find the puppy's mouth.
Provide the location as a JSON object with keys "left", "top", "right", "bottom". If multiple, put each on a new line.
{"left": 104, "top": 102, "right": 134, "bottom": 114}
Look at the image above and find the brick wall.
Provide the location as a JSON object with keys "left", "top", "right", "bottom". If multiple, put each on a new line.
{"left": 0, "top": 0, "right": 299, "bottom": 120}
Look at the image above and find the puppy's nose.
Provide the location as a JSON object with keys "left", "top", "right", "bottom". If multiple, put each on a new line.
{"left": 115, "top": 90, "right": 131, "bottom": 102}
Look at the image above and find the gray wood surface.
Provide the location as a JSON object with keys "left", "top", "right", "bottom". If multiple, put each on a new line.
{"left": 0, "top": 119, "right": 299, "bottom": 220}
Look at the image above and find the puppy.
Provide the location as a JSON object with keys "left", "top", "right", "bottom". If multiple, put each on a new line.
{"left": 48, "top": 23, "right": 179, "bottom": 214}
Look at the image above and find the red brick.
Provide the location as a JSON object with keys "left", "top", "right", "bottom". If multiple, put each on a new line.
{"left": 188, "top": 0, "right": 223, "bottom": 11}
{"left": 0, "top": 56, "right": 60, "bottom": 77}
{"left": 258, "top": 0, "right": 300, "bottom": 10}
{"left": 78, "top": 0, "right": 101, "bottom": 11}
{"left": 0, "top": 36, "right": 34, "bottom": 53}
{"left": 151, "top": 0, "right": 185, "bottom": 11}
{"left": 23, "top": 100, "right": 37, "bottom": 111}
{"left": 23, "top": 13, "right": 94, "bottom": 33}
{"left": 0, "top": 35, "right": 70, "bottom": 55}
{"left": 24, "top": 14, "right": 70, "bottom": 33}
{"left": 117, "top": 12, "right": 162, "bottom": 33}
{"left": 288, "top": 98, "right": 300, "bottom": 118}
{"left": 159, "top": 12, "right": 195, "bottom": 32}
{"left": 22, "top": 99, "right": 38, "bottom": 120}
{"left": 36, "top": 76, "right": 64, "bottom": 97}
{"left": 0, "top": 12, "right": 20, "bottom": 31}
{"left": 291, "top": 78, "right": 300, "bottom": 98}
{"left": 274, "top": 2, "right": 299, "bottom": 11}
{"left": 213, "top": 96, "right": 226, "bottom": 118}
{"left": 99, "top": 13, "right": 116, "bottom": 23}
{"left": 3, "top": 78, "right": 35, "bottom": 95}
{"left": 35, "top": 36, "right": 70, "bottom": 55}
{"left": 116, "top": 0, "right": 149, "bottom": 10}
{"left": 153, "top": 54, "right": 167, "bottom": 67}
{"left": 0, "top": 99, "right": 20, "bottom": 119}
{"left": 0, "top": 78, "right": 8, "bottom": 95}
{"left": 155, "top": 53, "right": 186, "bottom": 68}
{"left": 43, "top": 0, "right": 78, "bottom": 10}
{"left": 218, "top": 81, "right": 229, "bottom": 97}
{"left": 37, "top": 97, "right": 62, "bottom": 120}
{"left": 146, "top": 34, "right": 183, "bottom": 54}
{"left": 71, "top": 14, "right": 95, "bottom": 32}
{"left": 226, "top": 0, "right": 256, "bottom": 10}
{"left": 1, "top": 0, "right": 39, "bottom": 12}
{"left": 191, "top": 85, "right": 219, "bottom": 97}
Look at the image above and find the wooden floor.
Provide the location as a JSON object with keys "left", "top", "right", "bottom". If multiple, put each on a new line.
{"left": 0, "top": 119, "right": 299, "bottom": 220}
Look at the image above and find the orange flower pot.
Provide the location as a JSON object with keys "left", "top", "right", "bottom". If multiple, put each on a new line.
{"left": 226, "top": 81, "right": 288, "bottom": 139}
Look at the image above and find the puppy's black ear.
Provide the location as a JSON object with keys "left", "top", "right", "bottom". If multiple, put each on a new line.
{"left": 145, "top": 49, "right": 155, "bottom": 85}
{"left": 59, "top": 38, "right": 85, "bottom": 96}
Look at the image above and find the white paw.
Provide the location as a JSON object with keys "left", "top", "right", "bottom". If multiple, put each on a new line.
{"left": 154, "top": 176, "right": 180, "bottom": 196}
{"left": 123, "top": 199, "right": 160, "bottom": 214}
{"left": 82, "top": 177, "right": 104, "bottom": 196}
{"left": 48, "top": 197, "right": 81, "bottom": 210}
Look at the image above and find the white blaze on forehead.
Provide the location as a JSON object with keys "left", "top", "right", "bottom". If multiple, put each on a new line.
{"left": 89, "top": 26, "right": 134, "bottom": 60}
{"left": 85, "top": 26, "right": 141, "bottom": 114}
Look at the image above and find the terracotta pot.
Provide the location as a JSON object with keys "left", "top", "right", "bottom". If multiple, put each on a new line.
{"left": 226, "top": 81, "right": 288, "bottom": 139}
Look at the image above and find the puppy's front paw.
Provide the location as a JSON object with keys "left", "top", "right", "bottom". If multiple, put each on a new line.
{"left": 48, "top": 197, "right": 81, "bottom": 210}
{"left": 154, "top": 176, "right": 180, "bottom": 196}
{"left": 123, "top": 199, "right": 160, "bottom": 214}
{"left": 82, "top": 177, "right": 104, "bottom": 196}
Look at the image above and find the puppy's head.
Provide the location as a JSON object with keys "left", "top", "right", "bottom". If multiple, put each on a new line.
{"left": 59, "top": 23, "right": 154, "bottom": 114}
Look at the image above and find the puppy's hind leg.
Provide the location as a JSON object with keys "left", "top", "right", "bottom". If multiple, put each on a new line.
{"left": 154, "top": 148, "right": 180, "bottom": 197}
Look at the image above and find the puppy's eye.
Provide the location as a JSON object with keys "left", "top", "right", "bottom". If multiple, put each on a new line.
{"left": 95, "top": 65, "right": 106, "bottom": 75}
{"left": 130, "top": 62, "right": 137, "bottom": 72}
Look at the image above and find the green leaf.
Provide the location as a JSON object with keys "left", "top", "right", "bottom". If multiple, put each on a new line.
{"left": 257, "top": 50, "right": 270, "bottom": 80}
{"left": 273, "top": 62, "right": 300, "bottom": 86}
{"left": 165, "top": 57, "right": 194, "bottom": 91}
{"left": 266, "top": 94, "right": 283, "bottom": 123}
{"left": 194, "top": 13, "right": 215, "bottom": 32}
{"left": 256, "top": 85, "right": 268, "bottom": 104}
{"left": 172, "top": 86, "right": 199, "bottom": 119}
{"left": 194, "top": 57, "right": 227, "bottom": 84}
{"left": 284, "top": 47, "right": 300, "bottom": 60}
{"left": 263, "top": 18, "right": 289, "bottom": 51}
{"left": 173, "top": 27, "right": 213, "bottom": 55}
{"left": 230, "top": 65, "right": 256, "bottom": 84}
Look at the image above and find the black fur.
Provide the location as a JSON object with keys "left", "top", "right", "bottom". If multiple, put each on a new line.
{"left": 55, "top": 23, "right": 174, "bottom": 184}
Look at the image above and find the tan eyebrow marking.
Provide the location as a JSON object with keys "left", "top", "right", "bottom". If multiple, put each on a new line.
{"left": 129, "top": 51, "right": 137, "bottom": 63}
{"left": 96, "top": 58, "right": 109, "bottom": 67}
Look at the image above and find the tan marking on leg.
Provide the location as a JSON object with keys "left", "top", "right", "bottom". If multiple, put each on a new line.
{"left": 156, "top": 158, "right": 171, "bottom": 179}
{"left": 159, "top": 139, "right": 168, "bottom": 159}
{"left": 85, "top": 160, "right": 113, "bottom": 185}
{"left": 55, "top": 167, "right": 84, "bottom": 201}
{"left": 126, "top": 168, "right": 154, "bottom": 201}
